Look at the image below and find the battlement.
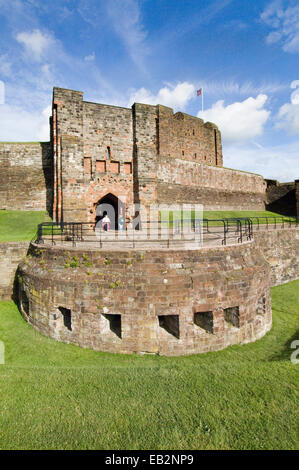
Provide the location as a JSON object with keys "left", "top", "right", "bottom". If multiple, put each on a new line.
{"left": 52, "top": 87, "right": 222, "bottom": 167}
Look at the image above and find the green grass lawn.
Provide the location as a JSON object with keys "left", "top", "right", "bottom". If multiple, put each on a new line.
{"left": 0, "top": 281, "right": 298, "bottom": 450}
{"left": 0, "top": 210, "right": 49, "bottom": 242}
{"left": 161, "top": 209, "right": 296, "bottom": 227}
{"left": 202, "top": 209, "right": 294, "bottom": 220}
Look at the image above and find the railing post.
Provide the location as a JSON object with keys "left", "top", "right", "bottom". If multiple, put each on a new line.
{"left": 239, "top": 219, "right": 242, "bottom": 242}
{"left": 221, "top": 220, "right": 226, "bottom": 246}
{"left": 37, "top": 223, "right": 43, "bottom": 244}
{"left": 72, "top": 223, "right": 75, "bottom": 247}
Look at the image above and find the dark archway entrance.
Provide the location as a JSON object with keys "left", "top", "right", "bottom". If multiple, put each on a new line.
{"left": 95, "top": 193, "right": 125, "bottom": 230}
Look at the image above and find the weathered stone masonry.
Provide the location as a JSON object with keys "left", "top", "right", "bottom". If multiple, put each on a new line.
{"left": 0, "top": 142, "right": 52, "bottom": 212}
{"left": 2, "top": 87, "right": 299, "bottom": 219}
{"left": 51, "top": 87, "right": 267, "bottom": 222}
{"left": 0, "top": 86, "right": 298, "bottom": 355}
{"left": 17, "top": 227, "right": 299, "bottom": 355}
{"left": 0, "top": 242, "right": 29, "bottom": 300}
{"left": 18, "top": 241, "right": 272, "bottom": 356}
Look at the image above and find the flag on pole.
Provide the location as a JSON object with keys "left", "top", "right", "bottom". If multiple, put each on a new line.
{"left": 196, "top": 88, "right": 202, "bottom": 96}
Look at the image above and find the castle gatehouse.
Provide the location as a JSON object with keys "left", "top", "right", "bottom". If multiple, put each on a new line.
{"left": 0, "top": 87, "right": 298, "bottom": 355}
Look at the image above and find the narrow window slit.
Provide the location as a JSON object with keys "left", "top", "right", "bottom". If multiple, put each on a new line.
{"left": 59, "top": 307, "right": 72, "bottom": 331}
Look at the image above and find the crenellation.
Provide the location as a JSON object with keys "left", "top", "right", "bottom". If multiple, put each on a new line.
{"left": 0, "top": 86, "right": 280, "bottom": 218}
{"left": 0, "top": 86, "right": 298, "bottom": 357}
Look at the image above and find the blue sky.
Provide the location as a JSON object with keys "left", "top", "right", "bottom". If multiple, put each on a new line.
{"left": 0, "top": 0, "right": 298, "bottom": 181}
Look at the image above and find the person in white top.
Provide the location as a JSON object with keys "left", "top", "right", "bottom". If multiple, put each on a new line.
{"left": 102, "top": 213, "right": 111, "bottom": 231}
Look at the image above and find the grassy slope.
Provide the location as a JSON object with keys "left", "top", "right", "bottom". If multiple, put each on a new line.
{"left": 161, "top": 210, "right": 296, "bottom": 227}
{"left": 0, "top": 210, "right": 49, "bottom": 242}
{"left": 0, "top": 281, "right": 298, "bottom": 450}
{"left": 202, "top": 210, "right": 292, "bottom": 219}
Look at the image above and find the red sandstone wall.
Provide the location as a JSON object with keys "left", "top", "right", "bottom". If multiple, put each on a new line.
{"left": 52, "top": 88, "right": 268, "bottom": 218}
{"left": 52, "top": 88, "right": 134, "bottom": 222}
{"left": 0, "top": 142, "right": 52, "bottom": 212}
{"left": 0, "top": 242, "right": 29, "bottom": 300}
{"left": 157, "top": 157, "right": 266, "bottom": 210}
{"left": 158, "top": 105, "right": 223, "bottom": 166}
{"left": 18, "top": 241, "right": 271, "bottom": 355}
{"left": 295, "top": 180, "right": 299, "bottom": 216}
{"left": 132, "top": 103, "right": 158, "bottom": 207}
{"left": 254, "top": 229, "right": 299, "bottom": 286}
{"left": 266, "top": 180, "right": 296, "bottom": 215}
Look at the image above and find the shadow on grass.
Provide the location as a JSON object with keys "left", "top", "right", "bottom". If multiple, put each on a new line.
{"left": 269, "top": 329, "right": 299, "bottom": 362}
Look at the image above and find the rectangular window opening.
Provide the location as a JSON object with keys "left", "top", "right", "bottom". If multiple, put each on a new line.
{"left": 103, "top": 314, "right": 121, "bottom": 338}
{"left": 194, "top": 311, "right": 213, "bottom": 334}
{"left": 59, "top": 306, "right": 72, "bottom": 331}
{"left": 224, "top": 306, "right": 239, "bottom": 328}
{"left": 158, "top": 315, "right": 180, "bottom": 339}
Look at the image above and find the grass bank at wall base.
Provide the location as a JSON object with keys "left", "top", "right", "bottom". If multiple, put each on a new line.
{"left": 0, "top": 281, "right": 298, "bottom": 450}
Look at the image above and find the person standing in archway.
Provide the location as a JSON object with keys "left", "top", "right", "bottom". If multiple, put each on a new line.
{"left": 102, "top": 211, "right": 111, "bottom": 231}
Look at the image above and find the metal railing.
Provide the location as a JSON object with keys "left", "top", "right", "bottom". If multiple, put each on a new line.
{"left": 33, "top": 216, "right": 272, "bottom": 248}
{"left": 34, "top": 216, "right": 298, "bottom": 248}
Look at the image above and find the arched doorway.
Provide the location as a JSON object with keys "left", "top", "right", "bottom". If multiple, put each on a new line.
{"left": 95, "top": 193, "right": 125, "bottom": 230}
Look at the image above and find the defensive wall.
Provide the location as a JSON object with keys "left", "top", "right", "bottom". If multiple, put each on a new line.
{"left": 157, "top": 158, "right": 266, "bottom": 210}
{"left": 0, "top": 142, "right": 52, "bottom": 212}
{"left": 265, "top": 179, "right": 297, "bottom": 216}
{"left": 15, "top": 226, "right": 299, "bottom": 356}
{"left": 0, "top": 242, "right": 29, "bottom": 300}
{"left": 52, "top": 87, "right": 267, "bottom": 222}
{"left": 297, "top": 180, "right": 299, "bottom": 216}
{"left": 1, "top": 88, "right": 298, "bottom": 220}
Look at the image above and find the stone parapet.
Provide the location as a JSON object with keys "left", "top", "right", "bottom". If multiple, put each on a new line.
{"left": 18, "top": 240, "right": 272, "bottom": 355}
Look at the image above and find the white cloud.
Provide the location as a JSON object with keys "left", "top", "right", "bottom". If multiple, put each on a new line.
{"left": 84, "top": 52, "right": 95, "bottom": 62}
{"left": 107, "top": 0, "right": 149, "bottom": 71}
{"left": 277, "top": 102, "right": 299, "bottom": 134}
{"left": 275, "top": 80, "right": 299, "bottom": 134}
{"left": 16, "top": 29, "right": 53, "bottom": 61}
{"left": 198, "top": 95, "right": 270, "bottom": 143}
{"left": 200, "top": 80, "right": 286, "bottom": 96}
{"left": 223, "top": 140, "right": 299, "bottom": 181}
{"left": 0, "top": 81, "right": 4, "bottom": 105}
{"left": 36, "top": 105, "right": 51, "bottom": 141}
{"left": 261, "top": 1, "right": 299, "bottom": 53}
{"left": 0, "top": 103, "right": 50, "bottom": 141}
{"left": 128, "top": 82, "right": 195, "bottom": 110}
{"left": 0, "top": 55, "right": 13, "bottom": 77}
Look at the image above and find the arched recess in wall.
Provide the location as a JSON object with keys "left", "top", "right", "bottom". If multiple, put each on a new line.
{"left": 95, "top": 193, "right": 125, "bottom": 230}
